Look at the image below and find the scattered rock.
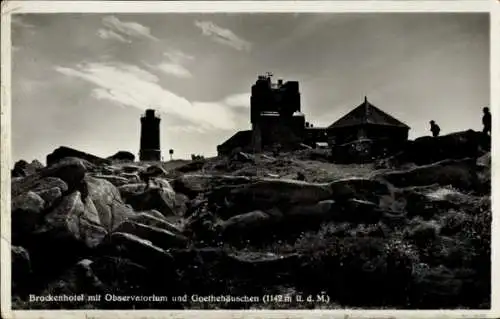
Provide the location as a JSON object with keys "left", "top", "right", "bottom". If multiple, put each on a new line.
{"left": 382, "top": 130, "right": 488, "bottom": 167}
{"left": 329, "top": 177, "right": 392, "bottom": 203}
{"left": 476, "top": 152, "right": 491, "bottom": 194}
{"left": 36, "top": 187, "right": 63, "bottom": 207}
{"left": 120, "top": 165, "right": 143, "bottom": 174}
{"left": 12, "top": 246, "right": 32, "bottom": 294}
{"left": 335, "top": 199, "right": 383, "bottom": 224}
{"left": 12, "top": 160, "right": 44, "bottom": 178}
{"left": 228, "top": 178, "right": 334, "bottom": 210}
{"left": 98, "top": 232, "right": 174, "bottom": 269}
{"left": 11, "top": 191, "right": 46, "bottom": 239}
{"left": 11, "top": 158, "right": 85, "bottom": 197}
{"left": 175, "top": 160, "right": 206, "bottom": 173}
{"left": 46, "top": 146, "right": 110, "bottom": 167}
{"left": 107, "top": 151, "right": 135, "bottom": 162}
{"left": 286, "top": 200, "right": 336, "bottom": 223}
{"left": 138, "top": 165, "right": 169, "bottom": 181}
{"left": 113, "top": 220, "right": 188, "bottom": 250}
{"left": 84, "top": 176, "right": 135, "bottom": 230}
{"left": 128, "top": 211, "right": 183, "bottom": 233}
{"left": 374, "top": 158, "right": 480, "bottom": 191}
{"left": 90, "top": 175, "right": 129, "bottom": 187}
{"left": 37, "top": 191, "right": 108, "bottom": 249}
{"left": 172, "top": 174, "right": 252, "bottom": 198}
{"left": 118, "top": 181, "right": 176, "bottom": 217}
{"left": 218, "top": 210, "right": 275, "bottom": 240}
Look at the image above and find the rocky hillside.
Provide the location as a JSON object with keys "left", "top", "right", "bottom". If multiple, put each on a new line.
{"left": 11, "top": 130, "right": 491, "bottom": 309}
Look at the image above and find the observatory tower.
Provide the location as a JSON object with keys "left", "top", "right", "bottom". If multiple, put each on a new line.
{"left": 139, "top": 109, "right": 161, "bottom": 161}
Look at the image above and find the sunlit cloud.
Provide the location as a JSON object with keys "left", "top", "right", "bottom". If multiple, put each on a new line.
{"left": 55, "top": 62, "right": 245, "bottom": 132}
{"left": 148, "top": 49, "right": 195, "bottom": 79}
{"left": 155, "top": 62, "right": 192, "bottom": 78}
{"left": 223, "top": 92, "right": 251, "bottom": 108}
{"left": 163, "top": 50, "right": 194, "bottom": 64}
{"left": 194, "top": 20, "right": 251, "bottom": 51}
{"left": 100, "top": 15, "right": 159, "bottom": 42}
{"left": 96, "top": 28, "right": 131, "bottom": 43}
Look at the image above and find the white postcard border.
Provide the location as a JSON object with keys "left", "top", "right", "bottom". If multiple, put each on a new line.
{"left": 1, "top": 1, "right": 499, "bottom": 318}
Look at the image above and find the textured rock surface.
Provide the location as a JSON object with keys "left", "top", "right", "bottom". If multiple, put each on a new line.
{"left": 10, "top": 137, "right": 491, "bottom": 309}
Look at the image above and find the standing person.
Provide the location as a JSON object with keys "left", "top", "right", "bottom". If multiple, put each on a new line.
{"left": 482, "top": 107, "right": 491, "bottom": 136}
{"left": 430, "top": 120, "right": 441, "bottom": 137}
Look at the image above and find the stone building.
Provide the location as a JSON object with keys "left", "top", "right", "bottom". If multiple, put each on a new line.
{"left": 217, "top": 74, "right": 309, "bottom": 155}
{"left": 216, "top": 76, "right": 411, "bottom": 159}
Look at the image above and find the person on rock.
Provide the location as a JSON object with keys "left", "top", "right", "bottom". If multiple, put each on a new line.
{"left": 482, "top": 107, "right": 491, "bottom": 136}
{"left": 429, "top": 120, "right": 441, "bottom": 137}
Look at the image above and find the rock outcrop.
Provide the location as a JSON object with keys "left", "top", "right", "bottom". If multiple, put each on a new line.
{"left": 10, "top": 138, "right": 491, "bottom": 310}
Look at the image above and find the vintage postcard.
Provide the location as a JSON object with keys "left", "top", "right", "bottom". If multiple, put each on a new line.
{"left": 1, "top": 1, "right": 499, "bottom": 318}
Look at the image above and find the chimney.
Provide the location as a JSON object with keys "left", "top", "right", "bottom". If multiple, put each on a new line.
{"left": 277, "top": 79, "right": 284, "bottom": 87}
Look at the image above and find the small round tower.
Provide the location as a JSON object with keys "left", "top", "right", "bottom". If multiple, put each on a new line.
{"left": 139, "top": 109, "right": 161, "bottom": 161}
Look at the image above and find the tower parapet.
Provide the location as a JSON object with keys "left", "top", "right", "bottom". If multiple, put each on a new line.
{"left": 250, "top": 74, "right": 301, "bottom": 124}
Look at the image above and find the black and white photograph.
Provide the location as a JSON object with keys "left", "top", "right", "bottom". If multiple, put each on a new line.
{"left": 1, "top": 0, "right": 497, "bottom": 316}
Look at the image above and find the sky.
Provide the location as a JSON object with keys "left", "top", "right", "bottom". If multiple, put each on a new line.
{"left": 11, "top": 13, "right": 489, "bottom": 163}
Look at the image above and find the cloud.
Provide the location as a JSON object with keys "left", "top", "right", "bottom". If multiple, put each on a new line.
{"left": 99, "top": 15, "right": 159, "bottom": 42}
{"left": 12, "top": 15, "right": 35, "bottom": 29}
{"left": 155, "top": 62, "right": 192, "bottom": 78}
{"left": 163, "top": 50, "right": 194, "bottom": 65}
{"left": 223, "top": 93, "right": 250, "bottom": 108}
{"left": 194, "top": 20, "right": 251, "bottom": 51}
{"left": 55, "top": 62, "right": 243, "bottom": 131}
{"left": 146, "top": 49, "right": 195, "bottom": 79}
{"left": 96, "top": 28, "right": 131, "bottom": 43}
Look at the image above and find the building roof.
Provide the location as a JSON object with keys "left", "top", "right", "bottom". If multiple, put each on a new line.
{"left": 328, "top": 97, "right": 410, "bottom": 129}
{"left": 217, "top": 130, "right": 253, "bottom": 153}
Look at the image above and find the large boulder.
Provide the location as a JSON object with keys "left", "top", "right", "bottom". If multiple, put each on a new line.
{"left": 381, "top": 130, "right": 488, "bottom": 167}
{"left": 394, "top": 185, "right": 481, "bottom": 220}
{"left": 128, "top": 211, "right": 183, "bottom": 233}
{"left": 89, "top": 174, "right": 129, "bottom": 187}
{"left": 328, "top": 177, "right": 392, "bottom": 203}
{"left": 12, "top": 158, "right": 86, "bottom": 197}
{"left": 113, "top": 220, "right": 188, "bottom": 250}
{"left": 11, "top": 159, "right": 44, "bottom": 178}
{"left": 12, "top": 246, "right": 32, "bottom": 295}
{"left": 138, "top": 165, "right": 169, "bottom": 181}
{"left": 476, "top": 152, "right": 491, "bottom": 194}
{"left": 285, "top": 200, "right": 336, "bottom": 225}
{"left": 374, "top": 158, "right": 480, "bottom": 192}
{"left": 172, "top": 174, "right": 252, "bottom": 198}
{"left": 36, "top": 186, "right": 64, "bottom": 207}
{"left": 107, "top": 151, "right": 135, "bottom": 162}
{"left": 118, "top": 180, "right": 176, "bottom": 217}
{"left": 218, "top": 210, "right": 276, "bottom": 240}
{"left": 11, "top": 191, "right": 46, "bottom": 241}
{"left": 224, "top": 178, "right": 334, "bottom": 212}
{"left": 46, "top": 146, "right": 110, "bottom": 167}
{"left": 97, "top": 232, "right": 174, "bottom": 269}
{"left": 334, "top": 199, "right": 383, "bottom": 224}
{"left": 36, "top": 191, "right": 108, "bottom": 249}
{"left": 83, "top": 176, "right": 135, "bottom": 230}
{"left": 175, "top": 160, "right": 206, "bottom": 173}
{"left": 18, "top": 191, "right": 108, "bottom": 282}
{"left": 27, "top": 259, "right": 107, "bottom": 309}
